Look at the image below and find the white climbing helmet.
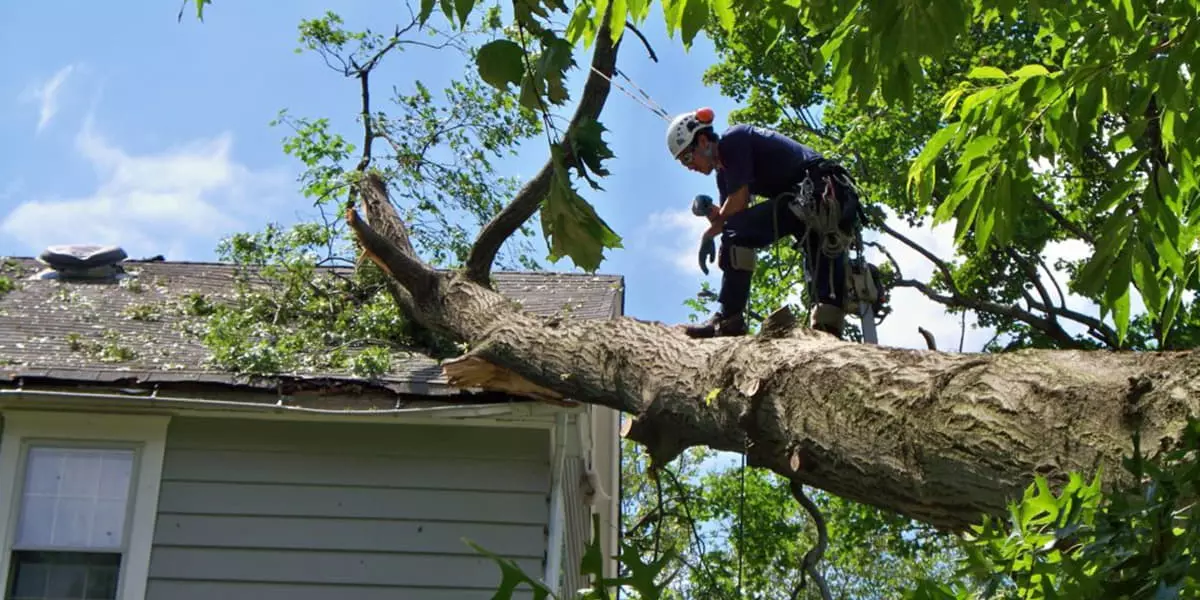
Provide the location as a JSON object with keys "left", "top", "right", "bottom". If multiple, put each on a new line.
{"left": 665, "top": 107, "right": 715, "bottom": 158}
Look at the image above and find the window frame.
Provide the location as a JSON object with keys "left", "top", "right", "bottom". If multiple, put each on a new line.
{"left": 0, "top": 410, "right": 169, "bottom": 600}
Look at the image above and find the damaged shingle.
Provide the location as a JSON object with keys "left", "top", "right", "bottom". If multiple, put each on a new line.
{"left": 0, "top": 257, "right": 623, "bottom": 394}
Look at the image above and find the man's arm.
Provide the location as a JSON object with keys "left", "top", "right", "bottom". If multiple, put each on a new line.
{"left": 704, "top": 184, "right": 749, "bottom": 238}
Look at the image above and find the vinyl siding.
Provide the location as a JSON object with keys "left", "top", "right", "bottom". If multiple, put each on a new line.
{"left": 562, "top": 456, "right": 593, "bottom": 598}
{"left": 145, "top": 417, "right": 550, "bottom": 599}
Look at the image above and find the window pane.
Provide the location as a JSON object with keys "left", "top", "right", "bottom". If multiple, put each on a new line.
{"left": 6, "top": 551, "right": 120, "bottom": 600}
{"left": 15, "top": 447, "right": 133, "bottom": 550}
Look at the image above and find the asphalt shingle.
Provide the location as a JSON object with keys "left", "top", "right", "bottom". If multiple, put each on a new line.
{"left": 0, "top": 256, "right": 623, "bottom": 397}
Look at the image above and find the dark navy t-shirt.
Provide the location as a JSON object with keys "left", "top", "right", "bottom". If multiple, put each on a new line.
{"left": 716, "top": 124, "right": 824, "bottom": 204}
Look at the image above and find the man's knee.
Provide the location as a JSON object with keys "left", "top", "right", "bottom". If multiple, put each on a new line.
{"left": 719, "top": 244, "right": 757, "bottom": 273}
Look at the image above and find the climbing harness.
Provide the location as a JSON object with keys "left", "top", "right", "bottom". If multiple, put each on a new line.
{"left": 771, "top": 163, "right": 890, "bottom": 344}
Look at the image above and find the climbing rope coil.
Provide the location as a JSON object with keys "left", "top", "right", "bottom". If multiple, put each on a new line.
{"left": 779, "top": 167, "right": 891, "bottom": 325}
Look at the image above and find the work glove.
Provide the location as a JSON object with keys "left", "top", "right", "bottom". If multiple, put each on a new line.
{"left": 698, "top": 234, "right": 716, "bottom": 275}
{"left": 691, "top": 194, "right": 715, "bottom": 218}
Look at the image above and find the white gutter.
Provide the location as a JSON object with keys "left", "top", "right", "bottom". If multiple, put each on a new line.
{"left": 0, "top": 387, "right": 520, "bottom": 419}
{"left": 543, "top": 411, "right": 569, "bottom": 594}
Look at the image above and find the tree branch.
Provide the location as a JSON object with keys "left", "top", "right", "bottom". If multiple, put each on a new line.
{"left": 881, "top": 223, "right": 1093, "bottom": 349}
{"left": 344, "top": 174, "right": 434, "bottom": 295}
{"left": 1038, "top": 253, "right": 1069, "bottom": 309}
{"left": 464, "top": 17, "right": 621, "bottom": 283}
{"left": 413, "top": 278, "right": 1200, "bottom": 530}
{"left": 790, "top": 479, "right": 831, "bottom": 600}
{"left": 1037, "top": 197, "right": 1095, "bottom": 245}
{"left": 1007, "top": 248, "right": 1056, "bottom": 318}
{"left": 918, "top": 327, "right": 938, "bottom": 350}
{"left": 624, "top": 21, "right": 657, "bottom": 62}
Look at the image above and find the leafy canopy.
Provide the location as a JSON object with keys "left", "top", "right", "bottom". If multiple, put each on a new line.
{"left": 190, "top": 0, "right": 1200, "bottom": 344}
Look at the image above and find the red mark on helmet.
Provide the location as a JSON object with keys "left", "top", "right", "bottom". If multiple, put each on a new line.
{"left": 695, "top": 107, "right": 714, "bottom": 123}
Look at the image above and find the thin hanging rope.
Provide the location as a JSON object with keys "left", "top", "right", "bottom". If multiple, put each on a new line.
{"left": 590, "top": 65, "right": 672, "bottom": 121}
{"left": 738, "top": 449, "right": 747, "bottom": 598}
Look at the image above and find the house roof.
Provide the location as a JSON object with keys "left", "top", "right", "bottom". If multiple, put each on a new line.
{"left": 0, "top": 255, "right": 623, "bottom": 403}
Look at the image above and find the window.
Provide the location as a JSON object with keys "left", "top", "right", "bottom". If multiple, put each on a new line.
{"left": 0, "top": 411, "right": 168, "bottom": 600}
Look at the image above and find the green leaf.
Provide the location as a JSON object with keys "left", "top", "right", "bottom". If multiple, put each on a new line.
{"left": 192, "top": 0, "right": 212, "bottom": 20}
{"left": 538, "top": 36, "right": 576, "bottom": 105}
{"left": 609, "top": 0, "right": 627, "bottom": 42}
{"left": 1107, "top": 242, "right": 1134, "bottom": 341}
{"left": 940, "top": 86, "right": 967, "bottom": 120}
{"left": 680, "top": 0, "right": 709, "bottom": 48}
{"left": 975, "top": 172, "right": 1007, "bottom": 252}
{"left": 454, "top": 0, "right": 475, "bottom": 26}
{"left": 1160, "top": 262, "right": 1195, "bottom": 347}
{"left": 627, "top": 0, "right": 649, "bottom": 21}
{"left": 565, "top": 1, "right": 596, "bottom": 45}
{"left": 1110, "top": 149, "right": 1147, "bottom": 180}
{"left": 1132, "top": 240, "right": 1164, "bottom": 316}
{"left": 418, "top": 0, "right": 437, "bottom": 23}
{"left": 476, "top": 39, "right": 526, "bottom": 91}
{"left": 541, "top": 145, "right": 624, "bottom": 271}
{"left": 464, "top": 539, "right": 556, "bottom": 599}
{"left": 1112, "top": 131, "right": 1136, "bottom": 152}
{"left": 568, "top": 117, "right": 615, "bottom": 183}
{"left": 1076, "top": 208, "right": 1134, "bottom": 297}
{"left": 712, "top": 0, "right": 735, "bottom": 32}
{"left": 1011, "top": 64, "right": 1050, "bottom": 78}
{"left": 967, "top": 65, "right": 1008, "bottom": 80}
{"left": 1097, "top": 178, "right": 1139, "bottom": 213}
{"left": 909, "top": 123, "right": 960, "bottom": 201}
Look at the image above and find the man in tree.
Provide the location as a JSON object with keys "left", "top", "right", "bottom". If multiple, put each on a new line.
{"left": 668, "top": 108, "right": 862, "bottom": 339}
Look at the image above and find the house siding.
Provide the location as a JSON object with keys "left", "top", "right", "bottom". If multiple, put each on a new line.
{"left": 145, "top": 417, "right": 550, "bottom": 599}
{"left": 561, "top": 456, "right": 592, "bottom": 598}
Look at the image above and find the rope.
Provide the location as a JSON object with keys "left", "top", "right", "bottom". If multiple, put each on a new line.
{"left": 779, "top": 171, "right": 859, "bottom": 311}
{"left": 738, "top": 450, "right": 747, "bottom": 598}
{"left": 783, "top": 173, "right": 856, "bottom": 260}
{"left": 590, "top": 65, "right": 672, "bottom": 121}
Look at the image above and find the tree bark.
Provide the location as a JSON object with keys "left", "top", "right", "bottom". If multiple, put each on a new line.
{"left": 347, "top": 209, "right": 1200, "bottom": 530}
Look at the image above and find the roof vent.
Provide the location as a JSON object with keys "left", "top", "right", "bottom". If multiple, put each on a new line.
{"left": 33, "top": 244, "right": 131, "bottom": 281}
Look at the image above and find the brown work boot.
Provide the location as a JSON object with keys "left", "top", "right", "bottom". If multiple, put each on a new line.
{"left": 683, "top": 312, "right": 748, "bottom": 338}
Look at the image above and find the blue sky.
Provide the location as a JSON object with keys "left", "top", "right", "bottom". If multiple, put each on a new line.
{"left": 0, "top": 0, "right": 1106, "bottom": 352}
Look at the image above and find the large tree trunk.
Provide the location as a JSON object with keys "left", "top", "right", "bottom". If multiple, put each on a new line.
{"left": 337, "top": 14, "right": 1200, "bottom": 531}
{"left": 349, "top": 206, "right": 1200, "bottom": 530}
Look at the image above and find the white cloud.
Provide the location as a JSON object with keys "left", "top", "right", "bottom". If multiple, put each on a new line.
{"left": 1038, "top": 238, "right": 1149, "bottom": 341}
{"left": 639, "top": 208, "right": 712, "bottom": 275}
{"left": 853, "top": 210, "right": 998, "bottom": 351}
{"left": 1, "top": 116, "right": 294, "bottom": 260}
{"left": 20, "top": 65, "right": 76, "bottom": 133}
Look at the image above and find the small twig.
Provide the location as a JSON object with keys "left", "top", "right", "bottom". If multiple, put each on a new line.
{"left": 1036, "top": 197, "right": 1095, "bottom": 244}
{"left": 864, "top": 240, "right": 903, "bottom": 279}
{"left": 624, "top": 21, "right": 657, "bottom": 61}
{"left": 1007, "top": 248, "right": 1056, "bottom": 320}
{"left": 1037, "top": 254, "right": 1069, "bottom": 310}
{"left": 878, "top": 222, "right": 956, "bottom": 285}
{"left": 789, "top": 479, "right": 832, "bottom": 600}
{"left": 661, "top": 467, "right": 738, "bottom": 600}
